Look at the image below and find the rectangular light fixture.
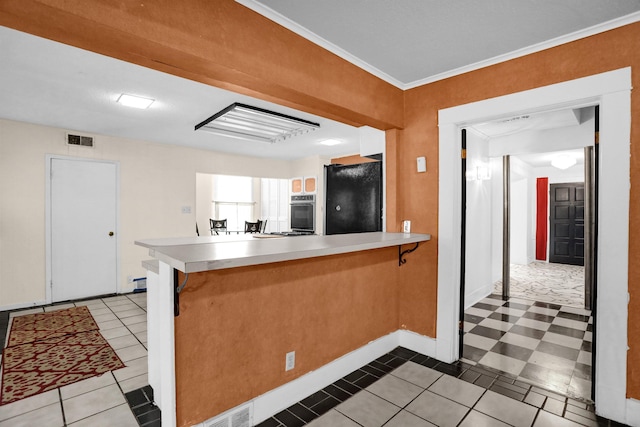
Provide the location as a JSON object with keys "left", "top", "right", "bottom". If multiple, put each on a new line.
{"left": 319, "top": 139, "right": 341, "bottom": 146}
{"left": 195, "top": 103, "right": 319, "bottom": 143}
{"left": 117, "top": 93, "right": 154, "bottom": 109}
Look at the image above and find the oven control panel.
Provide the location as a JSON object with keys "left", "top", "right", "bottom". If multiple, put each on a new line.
{"left": 291, "top": 194, "right": 315, "bottom": 203}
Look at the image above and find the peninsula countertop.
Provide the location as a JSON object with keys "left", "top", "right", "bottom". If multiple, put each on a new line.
{"left": 136, "top": 232, "right": 431, "bottom": 273}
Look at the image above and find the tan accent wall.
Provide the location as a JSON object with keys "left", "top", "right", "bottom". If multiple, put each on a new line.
{"left": 175, "top": 249, "right": 398, "bottom": 425}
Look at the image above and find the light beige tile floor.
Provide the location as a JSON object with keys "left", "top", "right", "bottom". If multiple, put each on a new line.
{"left": 310, "top": 361, "right": 594, "bottom": 427}
{"left": 0, "top": 293, "right": 148, "bottom": 427}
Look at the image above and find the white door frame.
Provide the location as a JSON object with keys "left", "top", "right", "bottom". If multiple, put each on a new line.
{"left": 45, "top": 154, "right": 121, "bottom": 303}
{"left": 437, "top": 68, "right": 632, "bottom": 422}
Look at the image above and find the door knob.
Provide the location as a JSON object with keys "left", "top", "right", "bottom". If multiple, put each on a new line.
{"left": 108, "top": 231, "right": 114, "bottom": 236}
{"left": 335, "top": 205, "right": 341, "bottom": 211}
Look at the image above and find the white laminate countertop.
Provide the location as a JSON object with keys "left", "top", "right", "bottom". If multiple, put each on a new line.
{"left": 135, "top": 232, "right": 431, "bottom": 273}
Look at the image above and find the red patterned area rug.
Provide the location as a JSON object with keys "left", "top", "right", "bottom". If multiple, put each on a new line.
{"left": 7, "top": 306, "right": 98, "bottom": 347}
{"left": 1, "top": 307, "right": 125, "bottom": 405}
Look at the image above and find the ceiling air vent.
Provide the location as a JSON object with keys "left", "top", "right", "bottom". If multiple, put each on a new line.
{"left": 67, "top": 133, "right": 94, "bottom": 147}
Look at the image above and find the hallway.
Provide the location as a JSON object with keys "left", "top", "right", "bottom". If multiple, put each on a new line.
{"left": 493, "top": 262, "right": 585, "bottom": 308}
{"left": 463, "top": 294, "right": 592, "bottom": 401}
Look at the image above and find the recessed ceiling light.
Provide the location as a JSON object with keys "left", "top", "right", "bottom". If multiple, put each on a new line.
{"left": 117, "top": 93, "right": 154, "bottom": 109}
{"left": 551, "top": 154, "right": 577, "bottom": 170}
{"left": 319, "top": 139, "right": 341, "bottom": 146}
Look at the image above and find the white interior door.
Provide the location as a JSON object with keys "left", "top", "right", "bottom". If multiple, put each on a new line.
{"left": 51, "top": 158, "right": 117, "bottom": 301}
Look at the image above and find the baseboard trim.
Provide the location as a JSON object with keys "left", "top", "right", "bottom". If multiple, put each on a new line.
{"left": 252, "top": 331, "right": 400, "bottom": 423}
{"left": 397, "top": 329, "right": 437, "bottom": 358}
{"left": 0, "top": 300, "right": 47, "bottom": 312}
{"left": 251, "top": 329, "right": 438, "bottom": 424}
{"left": 464, "top": 286, "right": 492, "bottom": 310}
{"left": 626, "top": 398, "right": 640, "bottom": 426}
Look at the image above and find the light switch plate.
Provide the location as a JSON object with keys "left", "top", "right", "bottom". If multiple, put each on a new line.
{"left": 417, "top": 157, "right": 426, "bottom": 173}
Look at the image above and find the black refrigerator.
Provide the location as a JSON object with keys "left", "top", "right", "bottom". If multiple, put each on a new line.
{"left": 324, "top": 161, "right": 383, "bottom": 235}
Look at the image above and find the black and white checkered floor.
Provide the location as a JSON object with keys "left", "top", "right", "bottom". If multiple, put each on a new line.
{"left": 463, "top": 294, "right": 592, "bottom": 400}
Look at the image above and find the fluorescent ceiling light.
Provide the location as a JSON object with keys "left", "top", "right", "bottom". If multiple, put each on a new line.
{"left": 117, "top": 93, "right": 154, "bottom": 109}
{"left": 551, "top": 154, "right": 577, "bottom": 170}
{"left": 320, "top": 139, "right": 341, "bottom": 146}
{"left": 195, "top": 103, "right": 319, "bottom": 143}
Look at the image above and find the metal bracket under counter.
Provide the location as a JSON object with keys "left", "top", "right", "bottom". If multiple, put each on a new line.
{"left": 173, "top": 269, "right": 190, "bottom": 316}
{"left": 398, "top": 242, "right": 420, "bottom": 266}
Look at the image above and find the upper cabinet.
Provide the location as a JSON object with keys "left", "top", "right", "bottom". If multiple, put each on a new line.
{"left": 291, "top": 177, "right": 303, "bottom": 194}
{"left": 291, "top": 176, "right": 316, "bottom": 195}
{"left": 304, "top": 176, "right": 317, "bottom": 194}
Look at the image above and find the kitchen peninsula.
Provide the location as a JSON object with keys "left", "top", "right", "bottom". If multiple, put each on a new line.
{"left": 137, "top": 232, "right": 431, "bottom": 427}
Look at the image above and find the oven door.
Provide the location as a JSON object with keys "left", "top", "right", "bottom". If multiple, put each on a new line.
{"left": 290, "top": 203, "right": 315, "bottom": 232}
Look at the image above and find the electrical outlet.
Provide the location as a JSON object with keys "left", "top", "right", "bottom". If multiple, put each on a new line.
{"left": 403, "top": 220, "right": 411, "bottom": 233}
{"left": 285, "top": 351, "right": 295, "bottom": 371}
{"left": 181, "top": 206, "right": 192, "bottom": 214}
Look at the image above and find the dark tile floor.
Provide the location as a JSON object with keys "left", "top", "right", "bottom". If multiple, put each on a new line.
{"left": 463, "top": 294, "right": 592, "bottom": 400}
{"left": 125, "top": 385, "right": 161, "bottom": 427}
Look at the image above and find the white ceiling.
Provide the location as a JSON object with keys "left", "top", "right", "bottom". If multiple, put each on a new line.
{"left": 515, "top": 149, "right": 584, "bottom": 169}
{"left": 0, "top": 26, "right": 361, "bottom": 161}
{"left": 1, "top": 3, "right": 639, "bottom": 160}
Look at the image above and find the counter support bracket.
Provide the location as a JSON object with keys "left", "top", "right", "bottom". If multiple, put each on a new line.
{"left": 399, "top": 242, "right": 420, "bottom": 266}
{"left": 173, "top": 269, "right": 180, "bottom": 316}
{"left": 173, "top": 270, "right": 190, "bottom": 316}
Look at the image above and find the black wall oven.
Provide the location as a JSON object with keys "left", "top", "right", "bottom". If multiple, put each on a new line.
{"left": 290, "top": 194, "right": 315, "bottom": 233}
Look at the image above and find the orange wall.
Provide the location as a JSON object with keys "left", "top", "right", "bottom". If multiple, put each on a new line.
{"left": 402, "top": 23, "right": 640, "bottom": 394}
{"left": 175, "top": 249, "right": 398, "bottom": 425}
{"left": 331, "top": 154, "right": 378, "bottom": 164}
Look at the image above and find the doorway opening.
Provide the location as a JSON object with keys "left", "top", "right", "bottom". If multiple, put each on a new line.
{"left": 459, "top": 106, "right": 596, "bottom": 401}
{"left": 493, "top": 151, "right": 590, "bottom": 309}
{"left": 437, "top": 67, "right": 631, "bottom": 421}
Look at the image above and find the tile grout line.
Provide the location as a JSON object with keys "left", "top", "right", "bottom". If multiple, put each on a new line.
{"left": 57, "top": 388, "right": 67, "bottom": 426}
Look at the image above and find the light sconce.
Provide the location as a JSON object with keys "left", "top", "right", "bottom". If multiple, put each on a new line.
{"left": 477, "top": 166, "right": 491, "bottom": 180}
{"left": 466, "top": 165, "right": 491, "bottom": 181}
{"left": 551, "top": 154, "right": 577, "bottom": 170}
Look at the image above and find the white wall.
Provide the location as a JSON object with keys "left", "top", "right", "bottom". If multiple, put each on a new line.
{"left": 0, "top": 118, "right": 293, "bottom": 309}
{"left": 464, "top": 131, "right": 494, "bottom": 308}
{"left": 195, "top": 173, "right": 215, "bottom": 236}
{"left": 509, "top": 157, "right": 535, "bottom": 265}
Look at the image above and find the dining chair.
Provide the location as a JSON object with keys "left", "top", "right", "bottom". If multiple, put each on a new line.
{"left": 244, "top": 220, "right": 261, "bottom": 233}
{"left": 210, "top": 219, "right": 228, "bottom": 235}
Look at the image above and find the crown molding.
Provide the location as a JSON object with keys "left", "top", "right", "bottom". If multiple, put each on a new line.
{"left": 236, "top": 1, "right": 640, "bottom": 91}
{"left": 404, "top": 11, "right": 640, "bottom": 89}
{"left": 235, "top": 0, "right": 406, "bottom": 88}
